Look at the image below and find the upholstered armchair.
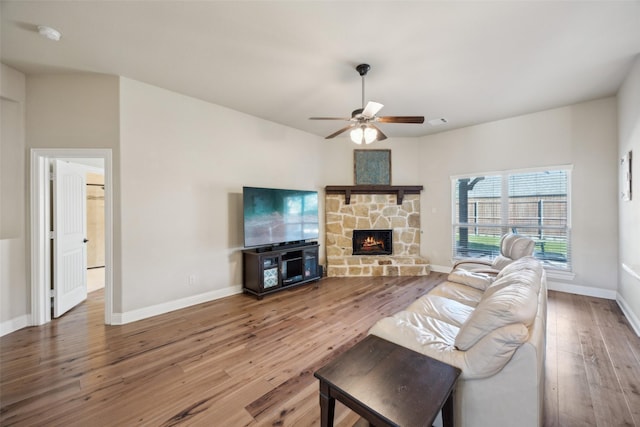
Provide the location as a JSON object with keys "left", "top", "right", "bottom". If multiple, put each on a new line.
{"left": 453, "top": 233, "right": 535, "bottom": 274}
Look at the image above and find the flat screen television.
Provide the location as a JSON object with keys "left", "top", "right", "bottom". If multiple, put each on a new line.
{"left": 243, "top": 186, "right": 319, "bottom": 248}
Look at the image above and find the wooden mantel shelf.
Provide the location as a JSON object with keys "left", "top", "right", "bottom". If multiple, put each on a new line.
{"left": 325, "top": 185, "right": 424, "bottom": 205}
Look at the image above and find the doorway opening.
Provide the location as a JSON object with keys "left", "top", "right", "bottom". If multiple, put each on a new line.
{"left": 30, "top": 149, "right": 113, "bottom": 325}
{"left": 79, "top": 163, "right": 105, "bottom": 294}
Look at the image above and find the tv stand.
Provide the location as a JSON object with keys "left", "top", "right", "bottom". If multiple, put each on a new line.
{"left": 242, "top": 242, "right": 321, "bottom": 299}
{"left": 256, "top": 241, "right": 317, "bottom": 253}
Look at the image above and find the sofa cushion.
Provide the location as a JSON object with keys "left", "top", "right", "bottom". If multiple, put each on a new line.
{"left": 485, "top": 258, "right": 543, "bottom": 298}
{"left": 491, "top": 255, "right": 514, "bottom": 270}
{"left": 369, "top": 314, "right": 530, "bottom": 380}
{"left": 406, "top": 294, "right": 474, "bottom": 328}
{"left": 448, "top": 269, "right": 495, "bottom": 291}
{"left": 428, "top": 282, "right": 484, "bottom": 308}
{"left": 496, "top": 256, "right": 541, "bottom": 280}
{"left": 483, "top": 260, "right": 543, "bottom": 298}
{"left": 462, "top": 323, "right": 530, "bottom": 379}
{"left": 455, "top": 275, "right": 539, "bottom": 351}
{"left": 369, "top": 310, "right": 459, "bottom": 351}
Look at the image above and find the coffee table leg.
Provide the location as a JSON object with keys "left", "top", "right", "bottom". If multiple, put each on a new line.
{"left": 442, "top": 388, "right": 455, "bottom": 427}
{"left": 319, "top": 381, "right": 335, "bottom": 427}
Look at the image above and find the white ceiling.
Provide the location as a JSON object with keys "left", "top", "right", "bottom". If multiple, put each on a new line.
{"left": 2, "top": 1, "right": 639, "bottom": 139}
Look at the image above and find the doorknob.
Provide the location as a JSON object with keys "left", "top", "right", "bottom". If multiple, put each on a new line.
{"left": 83, "top": 238, "right": 89, "bottom": 243}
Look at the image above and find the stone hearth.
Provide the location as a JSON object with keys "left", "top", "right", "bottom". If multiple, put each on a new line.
{"left": 325, "top": 192, "right": 430, "bottom": 277}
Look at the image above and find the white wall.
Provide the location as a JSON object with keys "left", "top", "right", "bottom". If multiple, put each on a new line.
{"left": 0, "top": 64, "right": 28, "bottom": 335}
{"left": 617, "top": 55, "right": 640, "bottom": 335}
{"left": 418, "top": 98, "right": 619, "bottom": 297}
{"left": 118, "top": 78, "right": 325, "bottom": 315}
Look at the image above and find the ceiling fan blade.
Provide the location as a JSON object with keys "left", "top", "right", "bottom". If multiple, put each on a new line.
{"left": 377, "top": 116, "right": 425, "bottom": 124}
{"left": 309, "top": 117, "right": 351, "bottom": 121}
{"left": 325, "top": 124, "right": 355, "bottom": 139}
{"left": 362, "top": 101, "right": 384, "bottom": 118}
{"left": 370, "top": 124, "right": 388, "bottom": 141}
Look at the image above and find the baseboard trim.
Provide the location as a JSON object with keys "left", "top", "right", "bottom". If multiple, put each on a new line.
{"left": 112, "top": 285, "right": 244, "bottom": 325}
{"left": 545, "top": 280, "right": 617, "bottom": 300}
{"left": 1, "top": 314, "right": 31, "bottom": 337}
{"left": 430, "top": 265, "right": 451, "bottom": 274}
{"left": 616, "top": 293, "right": 640, "bottom": 337}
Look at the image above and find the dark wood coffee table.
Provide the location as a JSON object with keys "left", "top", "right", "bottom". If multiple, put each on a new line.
{"left": 314, "top": 335, "right": 461, "bottom": 427}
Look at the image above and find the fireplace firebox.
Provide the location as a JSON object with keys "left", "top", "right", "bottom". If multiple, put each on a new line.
{"left": 352, "top": 229, "right": 393, "bottom": 256}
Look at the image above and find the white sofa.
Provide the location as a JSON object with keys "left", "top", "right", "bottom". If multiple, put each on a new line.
{"left": 369, "top": 256, "right": 546, "bottom": 427}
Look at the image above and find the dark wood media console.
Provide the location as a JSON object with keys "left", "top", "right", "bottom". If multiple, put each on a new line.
{"left": 242, "top": 242, "right": 321, "bottom": 299}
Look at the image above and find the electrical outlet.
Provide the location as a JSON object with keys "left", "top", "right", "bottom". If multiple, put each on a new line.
{"left": 188, "top": 274, "right": 196, "bottom": 285}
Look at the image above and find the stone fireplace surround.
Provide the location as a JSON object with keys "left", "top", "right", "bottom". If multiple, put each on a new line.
{"left": 325, "top": 186, "right": 430, "bottom": 277}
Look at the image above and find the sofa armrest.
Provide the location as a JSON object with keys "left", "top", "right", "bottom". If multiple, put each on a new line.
{"left": 453, "top": 259, "right": 496, "bottom": 272}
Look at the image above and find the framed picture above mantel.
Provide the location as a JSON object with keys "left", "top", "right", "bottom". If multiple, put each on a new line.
{"left": 354, "top": 149, "right": 391, "bottom": 185}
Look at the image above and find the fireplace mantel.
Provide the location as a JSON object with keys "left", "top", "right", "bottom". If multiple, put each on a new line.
{"left": 325, "top": 185, "right": 423, "bottom": 205}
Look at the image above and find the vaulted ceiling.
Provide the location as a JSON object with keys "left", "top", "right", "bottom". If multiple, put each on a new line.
{"left": 2, "top": 1, "right": 639, "bottom": 139}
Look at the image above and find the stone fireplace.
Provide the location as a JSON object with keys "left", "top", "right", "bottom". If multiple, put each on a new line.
{"left": 325, "top": 186, "right": 430, "bottom": 277}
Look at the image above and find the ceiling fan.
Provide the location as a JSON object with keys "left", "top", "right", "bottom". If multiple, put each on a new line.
{"left": 310, "top": 63, "right": 425, "bottom": 144}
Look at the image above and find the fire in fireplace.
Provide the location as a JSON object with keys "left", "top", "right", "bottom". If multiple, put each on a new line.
{"left": 352, "top": 229, "right": 393, "bottom": 255}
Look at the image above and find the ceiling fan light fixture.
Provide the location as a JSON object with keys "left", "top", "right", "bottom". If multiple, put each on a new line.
{"left": 310, "top": 63, "right": 424, "bottom": 142}
{"left": 350, "top": 125, "right": 377, "bottom": 144}
{"left": 364, "top": 126, "right": 377, "bottom": 144}
{"left": 350, "top": 127, "right": 364, "bottom": 145}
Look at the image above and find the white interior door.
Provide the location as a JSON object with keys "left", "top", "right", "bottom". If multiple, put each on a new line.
{"left": 53, "top": 160, "right": 88, "bottom": 317}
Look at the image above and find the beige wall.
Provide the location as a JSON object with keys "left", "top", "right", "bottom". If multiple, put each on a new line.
{"left": 0, "top": 64, "right": 28, "bottom": 332}
{"left": 617, "top": 55, "right": 640, "bottom": 333}
{"left": 321, "top": 137, "right": 422, "bottom": 185}
{"left": 1, "top": 67, "right": 632, "bottom": 331}
{"left": 418, "top": 98, "right": 619, "bottom": 295}
{"left": 118, "top": 78, "right": 325, "bottom": 313}
{"left": 26, "top": 73, "right": 122, "bottom": 313}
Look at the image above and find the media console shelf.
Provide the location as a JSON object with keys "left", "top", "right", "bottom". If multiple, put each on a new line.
{"left": 242, "top": 242, "right": 321, "bottom": 299}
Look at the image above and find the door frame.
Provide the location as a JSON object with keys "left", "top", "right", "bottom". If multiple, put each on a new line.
{"left": 30, "top": 148, "right": 114, "bottom": 325}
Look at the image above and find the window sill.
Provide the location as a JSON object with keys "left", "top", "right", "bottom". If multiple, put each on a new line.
{"left": 545, "top": 268, "right": 575, "bottom": 281}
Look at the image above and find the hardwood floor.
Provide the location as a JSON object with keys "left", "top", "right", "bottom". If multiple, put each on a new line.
{"left": 545, "top": 288, "right": 640, "bottom": 426}
{"left": 1, "top": 274, "right": 639, "bottom": 426}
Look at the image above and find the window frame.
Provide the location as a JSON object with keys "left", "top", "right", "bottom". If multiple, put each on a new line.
{"left": 451, "top": 165, "right": 573, "bottom": 271}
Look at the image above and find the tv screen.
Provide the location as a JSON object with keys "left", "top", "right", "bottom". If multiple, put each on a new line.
{"left": 243, "top": 186, "right": 319, "bottom": 248}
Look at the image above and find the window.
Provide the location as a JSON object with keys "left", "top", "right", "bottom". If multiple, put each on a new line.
{"left": 452, "top": 167, "right": 571, "bottom": 270}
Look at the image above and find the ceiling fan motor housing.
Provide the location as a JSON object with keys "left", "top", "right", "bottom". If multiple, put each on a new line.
{"left": 356, "top": 63, "right": 370, "bottom": 76}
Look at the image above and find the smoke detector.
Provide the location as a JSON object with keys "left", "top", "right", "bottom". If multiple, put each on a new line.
{"left": 37, "top": 25, "right": 62, "bottom": 41}
{"left": 428, "top": 118, "right": 448, "bottom": 126}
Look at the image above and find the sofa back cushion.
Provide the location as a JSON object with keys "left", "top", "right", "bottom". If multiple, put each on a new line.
{"left": 455, "top": 265, "right": 541, "bottom": 351}
{"left": 447, "top": 269, "right": 495, "bottom": 291}
{"left": 486, "top": 257, "right": 543, "bottom": 298}
{"left": 500, "top": 233, "right": 535, "bottom": 260}
{"left": 462, "top": 323, "right": 530, "bottom": 379}
{"left": 496, "top": 256, "right": 541, "bottom": 279}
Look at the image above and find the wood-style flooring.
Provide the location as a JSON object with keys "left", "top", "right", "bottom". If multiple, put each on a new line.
{"left": 1, "top": 274, "right": 639, "bottom": 426}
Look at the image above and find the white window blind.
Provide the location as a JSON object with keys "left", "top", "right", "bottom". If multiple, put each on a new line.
{"left": 452, "top": 167, "right": 571, "bottom": 270}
